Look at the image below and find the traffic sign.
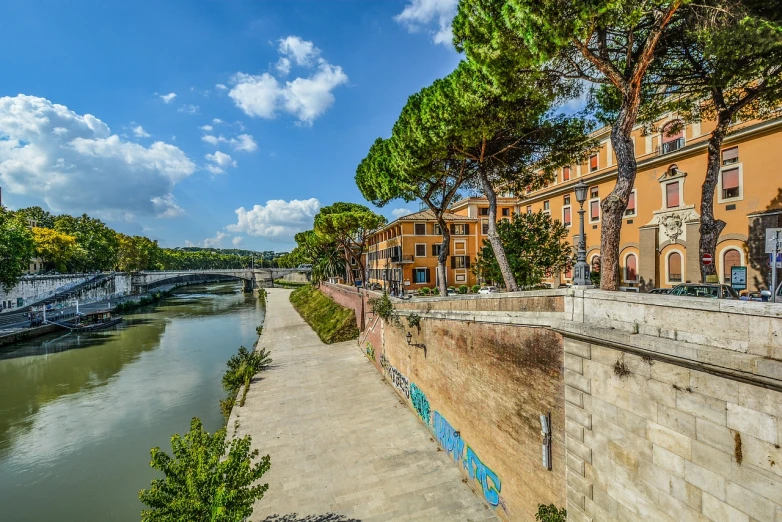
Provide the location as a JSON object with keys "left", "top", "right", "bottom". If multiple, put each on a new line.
{"left": 702, "top": 253, "right": 713, "bottom": 265}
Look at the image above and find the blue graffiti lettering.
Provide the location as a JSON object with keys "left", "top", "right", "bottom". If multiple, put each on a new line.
{"left": 465, "top": 446, "right": 502, "bottom": 506}
{"left": 433, "top": 411, "right": 464, "bottom": 465}
{"left": 409, "top": 383, "right": 431, "bottom": 425}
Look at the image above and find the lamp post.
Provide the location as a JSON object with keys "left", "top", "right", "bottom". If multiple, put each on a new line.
{"left": 573, "top": 180, "right": 592, "bottom": 287}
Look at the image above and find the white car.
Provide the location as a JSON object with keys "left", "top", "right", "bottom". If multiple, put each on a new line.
{"left": 478, "top": 286, "right": 499, "bottom": 294}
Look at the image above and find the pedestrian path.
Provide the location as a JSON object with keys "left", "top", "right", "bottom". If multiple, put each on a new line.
{"left": 234, "top": 288, "right": 497, "bottom": 522}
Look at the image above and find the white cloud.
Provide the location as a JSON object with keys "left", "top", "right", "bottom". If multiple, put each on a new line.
{"left": 212, "top": 118, "right": 224, "bottom": 124}
{"left": 232, "top": 236, "right": 244, "bottom": 246}
{"left": 178, "top": 104, "right": 200, "bottom": 114}
{"left": 228, "top": 36, "right": 348, "bottom": 125}
{"left": 203, "top": 231, "right": 228, "bottom": 248}
{"left": 0, "top": 95, "right": 196, "bottom": 219}
{"left": 227, "top": 198, "right": 320, "bottom": 240}
{"left": 391, "top": 208, "right": 414, "bottom": 218}
{"left": 204, "top": 151, "right": 237, "bottom": 174}
{"left": 395, "top": 0, "right": 458, "bottom": 45}
{"left": 215, "top": 84, "right": 227, "bottom": 90}
{"left": 199, "top": 124, "right": 213, "bottom": 132}
{"left": 132, "top": 125, "right": 151, "bottom": 138}
{"left": 201, "top": 133, "right": 257, "bottom": 153}
{"left": 159, "top": 92, "right": 177, "bottom": 103}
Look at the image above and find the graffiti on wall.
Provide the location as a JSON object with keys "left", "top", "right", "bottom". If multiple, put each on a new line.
{"left": 365, "top": 343, "right": 375, "bottom": 361}
{"left": 433, "top": 411, "right": 504, "bottom": 508}
{"left": 380, "top": 354, "right": 409, "bottom": 399}
{"left": 409, "top": 383, "right": 431, "bottom": 425}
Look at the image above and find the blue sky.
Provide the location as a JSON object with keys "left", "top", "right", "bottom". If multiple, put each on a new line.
{"left": 0, "top": 0, "right": 462, "bottom": 251}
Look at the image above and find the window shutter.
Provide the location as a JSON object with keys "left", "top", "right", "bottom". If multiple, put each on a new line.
{"left": 722, "top": 147, "right": 738, "bottom": 164}
{"left": 451, "top": 256, "right": 456, "bottom": 269}
{"left": 425, "top": 268, "right": 430, "bottom": 283}
{"left": 464, "top": 224, "right": 469, "bottom": 234}
{"left": 466, "top": 256, "right": 471, "bottom": 268}
{"left": 722, "top": 168, "right": 739, "bottom": 190}
{"left": 431, "top": 244, "right": 437, "bottom": 256}
{"left": 450, "top": 224, "right": 455, "bottom": 234}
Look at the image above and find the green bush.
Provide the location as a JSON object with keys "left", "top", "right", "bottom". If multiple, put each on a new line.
{"left": 273, "top": 279, "right": 308, "bottom": 288}
{"left": 471, "top": 284, "right": 481, "bottom": 293}
{"left": 419, "top": 287, "right": 431, "bottom": 296}
{"left": 536, "top": 504, "right": 566, "bottom": 522}
{"left": 458, "top": 285, "right": 468, "bottom": 294}
{"left": 432, "top": 287, "right": 440, "bottom": 295}
{"left": 289, "top": 285, "right": 359, "bottom": 343}
{"left": 139, "top": 417, "right": 270, "bottom": 522}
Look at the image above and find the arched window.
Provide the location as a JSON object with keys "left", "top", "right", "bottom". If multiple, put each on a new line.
{"left": 668, "top": 252, "right": 682, "bottom": 283}
{"left": 624, "top": 254, "right": 638, "bottom": 282}
{"left": 723, "top": 249, "right": 742, "bottom": 283}
{"left": 590, "top": 255, "right": 601, "bottom": 274}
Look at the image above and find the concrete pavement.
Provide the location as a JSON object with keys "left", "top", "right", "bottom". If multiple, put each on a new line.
{"left": 233, "top": 288, "right": 497, "bottom": 522}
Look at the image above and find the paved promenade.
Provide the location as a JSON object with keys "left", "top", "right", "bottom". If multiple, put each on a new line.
{"left": 234, "top": 288, "right": 496, "bottom": 522}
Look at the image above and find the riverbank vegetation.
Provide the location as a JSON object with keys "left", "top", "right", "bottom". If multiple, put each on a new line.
{"left": 221, "top": 345, "right": 273, "bottom": 418}
{"left": 289, "top": 285, "right": 359, "bottom": 344}
{"left": 139, "top": 417, "right": 270, "bottom": 522}
{"left": 273, "top": 279, "right": 307, "bottom": 288}
{"left": 113, "top": 289, "right": 174, "bottom": 313}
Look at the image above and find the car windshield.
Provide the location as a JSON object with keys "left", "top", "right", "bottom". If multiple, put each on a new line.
{"left": 676, "top": 285, "right": 719, "bottom": 298}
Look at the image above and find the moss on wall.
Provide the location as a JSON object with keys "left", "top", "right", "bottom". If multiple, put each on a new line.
{"left": 289, "top": 285, "right": 359, "bottom": 344}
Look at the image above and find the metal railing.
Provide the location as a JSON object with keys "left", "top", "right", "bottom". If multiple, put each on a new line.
{"left": 658, "top": 137, "right": 685, "bottom": 155}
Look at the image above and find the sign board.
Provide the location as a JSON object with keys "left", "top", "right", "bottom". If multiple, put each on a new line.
{"left": 706, "top": 274, "right": 719, "bottom": 283}
{"left": 404, "top": 280, "right": 411, "bottom": 286}
{"left": 731, "top": 266, "right": 747, "bottom": 290}
{"left": 702, "top": 253, "right": 713, "bottom": 265}
{"left": 354, "top": 279, "right": 363, "bottom": 288}
{"left": 766, "top": 254, "right": 782, "bottom": 268}
{"left": 765, "top": 228, "right": 782, "bottom": 254}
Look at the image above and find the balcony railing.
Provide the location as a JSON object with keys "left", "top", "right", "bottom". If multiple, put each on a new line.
{"left": 391, "top": 255, "right": 414, "bottom": 264}
{"left": 658, "top": 137, "right": 685, "bottom": 156}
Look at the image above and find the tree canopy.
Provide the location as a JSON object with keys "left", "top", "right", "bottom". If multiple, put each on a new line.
{"left": 31, "top": 227, "right": 78, "bottom": 273}
{"left": 0, "top": 208, "right": 35, "bottom": 291}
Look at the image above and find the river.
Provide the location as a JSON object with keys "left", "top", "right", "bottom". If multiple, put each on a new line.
{"left": 0, "top": 283, "right": 264, "bottom": 521}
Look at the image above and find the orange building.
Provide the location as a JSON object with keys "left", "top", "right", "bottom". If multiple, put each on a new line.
{"left": 365, "top": 209, "right": 480, "bottom": 292}
{"left": 451, "top": 112, "right": 782, "bottom": 292}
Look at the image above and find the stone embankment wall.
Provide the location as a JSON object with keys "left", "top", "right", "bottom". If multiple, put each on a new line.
{"left": 317, "top": 283, "right": 782, "bottom": 521}
{"left": 0, "top": 274, "right": 131, "bottom": 311}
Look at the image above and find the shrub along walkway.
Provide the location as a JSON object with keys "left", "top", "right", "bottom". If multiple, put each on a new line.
{"left": 235, "top": 288, "right": 497, "bottom": 522}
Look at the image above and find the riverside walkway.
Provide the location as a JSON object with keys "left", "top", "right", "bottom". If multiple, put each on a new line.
{"left": 235, "top": 289, "right": 497, "bottom": 522}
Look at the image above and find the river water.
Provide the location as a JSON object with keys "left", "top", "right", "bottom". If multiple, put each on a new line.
{"left": 0, "top": 283, "right": 264, "bottom": 521}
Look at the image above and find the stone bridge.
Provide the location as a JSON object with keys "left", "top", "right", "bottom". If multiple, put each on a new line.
{"left": 131, "top": 268, "right": 309, "bottom": 294}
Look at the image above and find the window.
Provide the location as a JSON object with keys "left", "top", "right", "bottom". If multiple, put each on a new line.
{"left": 350, "top": 257, "right": 356, "bottom": 265}
{"left": 722, "top": 249, "right": 741, "bottom": 283}
{"left": 526, "top": 205, "right": 532, "bottom": 214}
{"left": 482, "top": 222, "right": 489, "bottom": 234}
{"left": 451, "top": 224, "right": 469, "bottom": 235}
{"left": 414, "top": 223, "right": 426, "bottom": 235}
{"left": 452, "top": 256, "right": 470, "bottom": 269}
{"left": 589, "top": 154, "right": 598, "bottom": 172}
{"left": 479, "top": 207, "right": 489, "bottom": 216}
{"left": 590, "top": 255, "right": 601, "bottom": 274}
{"left": 660, "top": 121, "right": 684, "bottom": 154}
{"left": 624, "top": 254, "right": 638, "bottom": 282}
{"left": 590, "top": 187, "right": 598, "bottom": 198}
{"left": 590, "top": 200, "right": 600, "bottom": 222}
{"left": 666, "top": 182, "right": 680, "bottom": 208}
{"left": 668, "top": 252, "right": 682, "bottom": 283}
{"left": 721, "top": 168, "right": 740, "bottom": 199}
{"left": 564, "top": 267, "right": 572, "bottom": 279}
{"left": 625, "top": 190, "right": 636, "bottom": 217}
{"left": 563, "top": 166, "right": 571, "bottom": 181}
{"left": 434, "top": 223, "right": 442, "bottom": 235}
{"left": 431, "top": 244, "right": 442, "bottom": 257}
{"left": 415, "top": 244, "right": 426, "bottom": 257}
{"left": 502, "top": 208, "right": 509, "bottom": 217}
{"left": 722, "top": 147, "right": 738, "bottom": 165}
{"left": 543, "top": 200, "right": 550, "bottom": 211}
{"left": 414, "top": 268, "right": 430, "bottom": 284}
{"left": 563, "top": 195, "right": 570, "bottom": 205}
{"left": 563, "top": 206, "right": 571, "bottom": 227}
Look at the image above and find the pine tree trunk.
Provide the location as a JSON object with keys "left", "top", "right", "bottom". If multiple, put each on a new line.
{"left": 601, "top": 107, "right": 638, "bottom": 291}
{"left": 437, "top": 215, "right": 450, "bottom": 296}
{"left": 699, "top": 115, "right": 731, "bottom": 282}
{"left": 479, "top": 170, "right": 518, "bottom": 291}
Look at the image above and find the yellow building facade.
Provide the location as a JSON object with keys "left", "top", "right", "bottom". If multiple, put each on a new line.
{"left": 451, "top": 113, "right": 782, "bottom": 292}
{"left": 365, "top": 209, "right": 480, "bottom": 292}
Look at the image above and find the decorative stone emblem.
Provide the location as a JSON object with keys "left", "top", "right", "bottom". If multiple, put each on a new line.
{"left": 663, "top": 214, "right": 684, "bottom": 243}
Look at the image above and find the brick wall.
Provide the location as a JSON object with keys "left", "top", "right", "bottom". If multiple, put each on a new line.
{"left": 366, "top": 316, "right": 566, "bottom": 521}
{"left": 564, "top": 338, "right": 782, "bottom": 522}
{"left": 318, "top": 282, "right": 367, "bottom": 330}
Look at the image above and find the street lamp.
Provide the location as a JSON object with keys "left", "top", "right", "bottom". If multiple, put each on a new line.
{"left": 572, "top": 180, "right": 592, "bottom": 287}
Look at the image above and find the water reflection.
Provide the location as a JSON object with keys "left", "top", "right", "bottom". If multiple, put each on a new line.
{"left": 0, "top": 283, "right": 264, "bottom": 522}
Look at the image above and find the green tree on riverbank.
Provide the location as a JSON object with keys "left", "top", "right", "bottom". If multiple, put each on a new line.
{"left": 0, "top": 208, "right": 35, "bottom": 291}
{"left": 139, "top": 417, "right": 270, "bottom": 522}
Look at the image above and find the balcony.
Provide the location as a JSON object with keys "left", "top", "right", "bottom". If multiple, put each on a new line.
{"left": 391, "top": 254, "right": 414, "bottom": 264}
{"left": 658, "top": 137, "right": 685, "bottom": 156}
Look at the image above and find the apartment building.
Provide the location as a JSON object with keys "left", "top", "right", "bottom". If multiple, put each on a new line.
{"left": 450, "top": 112, "right": 782, "bottom": 292}
{"left": 365, "top": 209, "right": 479, "bottom": 292}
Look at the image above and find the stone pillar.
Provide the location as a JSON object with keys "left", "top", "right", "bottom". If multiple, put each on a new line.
{"left": 684, "top": 221, "right": 701, "bottom": 283}
{"left": 638, "top": 226, "right": 659, "bottom": 291}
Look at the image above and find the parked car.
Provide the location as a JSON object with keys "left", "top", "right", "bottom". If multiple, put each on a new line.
{"left": 478, "top": 286, "right": 499, "bottom": 294}
{"left": 669, "top": 283, "right": 739, "bottom": 300}
{"left": 446, "top": 289, "right": 457, "bottom": 296}
{"left": 647, "top": 288, "right": 671, "bottom": 295}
